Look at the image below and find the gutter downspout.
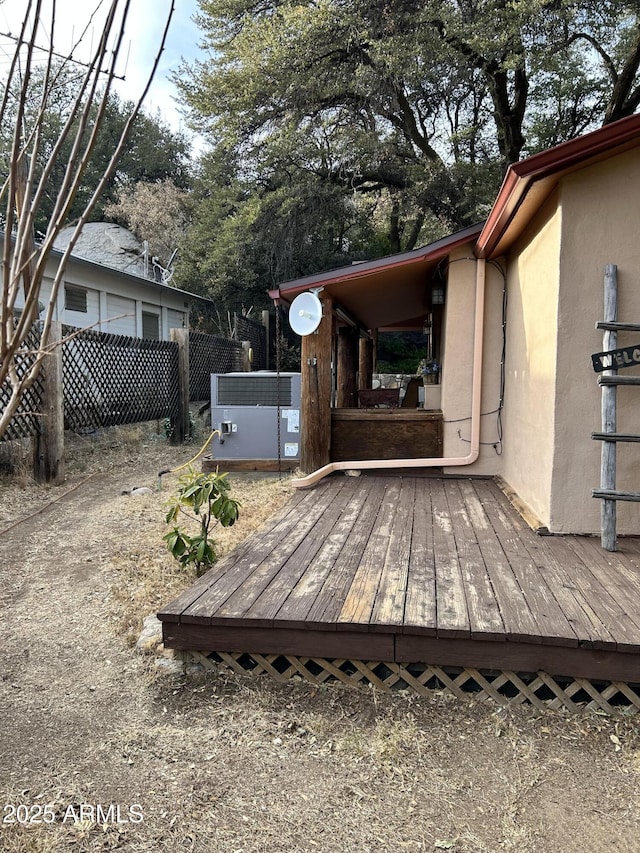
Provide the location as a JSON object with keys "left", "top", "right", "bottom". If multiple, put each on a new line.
{"left": 292, "top": 258, "right": 486, "bottom": 489}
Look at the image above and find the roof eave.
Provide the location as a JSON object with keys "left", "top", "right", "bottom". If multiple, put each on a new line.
{"left": 477, "top": 112, "right": 640, "bottom": 259}
{"left": 269, "top": 222, "right": 483, "bottom": 302}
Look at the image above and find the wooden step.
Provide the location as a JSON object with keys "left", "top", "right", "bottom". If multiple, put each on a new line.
{"left": 598, "top": 375, "right": 640, "bottom": 386}
{"left": 592, "top": 489, "right": 640, "bottom": 503}
{"left": 596, "top": 321, "right": 640, "bottom": 332}
{"left": 592, "top": 432, "right": 640, "bottom": 442}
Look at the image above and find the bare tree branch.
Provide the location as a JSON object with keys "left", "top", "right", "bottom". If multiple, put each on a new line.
{"left": 0, "top": 0, "right": 176, "bottom": 441}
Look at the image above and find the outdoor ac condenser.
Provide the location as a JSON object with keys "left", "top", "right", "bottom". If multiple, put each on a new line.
{"left": 210, "top": 372, "right": 302, "bottom": 461}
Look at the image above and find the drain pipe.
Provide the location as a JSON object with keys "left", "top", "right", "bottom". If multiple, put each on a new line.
{"left": 292, "top": 258, "right": 486, "bottom": 489}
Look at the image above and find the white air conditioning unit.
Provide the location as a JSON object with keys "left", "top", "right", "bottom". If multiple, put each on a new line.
{"left": 210, "top": 372, "right": 301, "bottom": 461}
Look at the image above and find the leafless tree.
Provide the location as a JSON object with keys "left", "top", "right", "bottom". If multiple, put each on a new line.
{"left": 0, "top": 0, "right": 175, "bottom": 440}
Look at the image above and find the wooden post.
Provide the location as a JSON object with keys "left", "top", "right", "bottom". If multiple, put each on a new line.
{"left": 170, "top": 327, "right": 190, "bottom": 444}
{"left": 33, "top": 321, "right": 65, "bottom": 484}
{"left": 241, "top": 340, "right": 252, "bottom": 371}
{"left": 358, "top": 336, "right": 374, "bottom": 391}
{"left": 262, "top": 310, "right": 270, "bottom": 370}
{"left": 336, "top": 326, "right": 359, "bottom": 407}
{"left": 300, "top": 295, "right": 333, "bottom": 473}
{"left": 601, "top": 264, "right": 618, "bottom": 551}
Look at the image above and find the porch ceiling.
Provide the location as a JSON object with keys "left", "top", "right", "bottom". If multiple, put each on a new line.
{"left": 270, "top": 224, "right": 483, "bottom": 331}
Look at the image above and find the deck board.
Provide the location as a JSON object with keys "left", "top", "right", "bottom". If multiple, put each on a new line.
{"left": 478, "top": 482, "right": 579, "bottom": 646}
{"left": 402, "top": 478, "right": 437, "bottom": 636}
{"left": 430, "top": 479, "right": 471, "bottom": 638}
{"left": 272, "top": 481, "right": 372, "bottom": 628}
{"left": 160, "top": 475, "right": 640, "bottom": 684}
{"left": 306, "top": 478, "right": 388, "bottom": 628}
{"left": 447, "top": 479, "right": 505, "bottom": 640}
{"left": 369, "top": 478, "right": 415, "bottom": 631}
{"left": 213, "top": 479, "right": 349, "bottom": 622}
{"left": 461, "top": 480, "right": 541, "bottom": 643}
{"left": 338, "top": 480, "right": 402, "bottom": 629}
{"left": 243, "top": 478, "right": 359, "bottom": 626}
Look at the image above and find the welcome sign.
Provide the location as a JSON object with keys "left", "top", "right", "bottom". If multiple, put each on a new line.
{"left": 591, "top": 344, "right": 640, "bottom": 372}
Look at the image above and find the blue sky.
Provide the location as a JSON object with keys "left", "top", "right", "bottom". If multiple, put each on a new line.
{"left": 0, "top": 0, "right": 204, "bottom": 136}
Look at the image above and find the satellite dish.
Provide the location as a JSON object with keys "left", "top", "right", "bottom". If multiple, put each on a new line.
{"left": 289, "top": 290, "right": 323, "bottom": 336}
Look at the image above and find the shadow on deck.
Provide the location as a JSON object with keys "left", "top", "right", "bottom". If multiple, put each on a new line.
{"left": 159, "top": 475, "right": 640, "bottom": 713}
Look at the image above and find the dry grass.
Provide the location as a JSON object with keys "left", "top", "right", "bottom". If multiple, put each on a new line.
{"left": 108, "top": 473, "right": 293, "bottom": 644}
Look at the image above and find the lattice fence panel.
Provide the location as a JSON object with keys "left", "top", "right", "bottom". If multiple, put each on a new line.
{"left": 62, "top": 326, "right": 179, "bottom": 431}
{"left": 187, "top": 651, "right": 640, "bottom": 716}
{"left": 235, "top": 314, "right": 267, "bottom": 371}
{"left": 189, "top": 332, "right": 243, "bottom": 401}
{"left": 0, "top": 322, "right": 45, "bottom": 442}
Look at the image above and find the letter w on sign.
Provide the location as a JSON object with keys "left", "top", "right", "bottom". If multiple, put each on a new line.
{"left": 592, "top": 344, "right": 640, "bottom": 372}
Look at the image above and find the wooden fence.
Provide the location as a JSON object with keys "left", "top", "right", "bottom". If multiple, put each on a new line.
{"left": 0, "top": 318, "right": 267, "bottom": 481}
{"left": 0, "top": 322, "right": 46, "bottom": 442}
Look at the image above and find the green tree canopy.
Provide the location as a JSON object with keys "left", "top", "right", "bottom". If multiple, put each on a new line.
{"left": 174, "top": 0, "right": 640, "bottom": 308}
{"left": 0, "top": 62, "right": 193, "bottom": 235}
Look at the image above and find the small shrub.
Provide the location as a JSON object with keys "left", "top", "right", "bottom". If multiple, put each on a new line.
{"left": 163, "top": 467, "right": 240, "bottom": 577}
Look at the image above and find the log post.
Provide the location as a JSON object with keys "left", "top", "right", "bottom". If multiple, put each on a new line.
{"left": 300, "top": 295, "right": 333, "bottom": 473}
{"left": 601, "top": 264, "right": 618, "bottom": 551}
{"left": 170, "top": 327, "right": 190, "bottom": 444}
{"left": 358, "top": 336, "right": 374, "bottom": 392}
{"left": 33, "top": 320, "right": 65, "bottom": 484}
{"left": 336, "top": 326, "right": 359, "bottom": 407}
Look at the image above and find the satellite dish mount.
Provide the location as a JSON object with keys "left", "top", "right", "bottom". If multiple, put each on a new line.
{"left": 288, "top": 287, "right": 324, "bottom": 336}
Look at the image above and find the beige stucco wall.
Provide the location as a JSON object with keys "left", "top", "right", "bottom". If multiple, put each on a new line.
{"left": 498, "top": 194, "right": 561, "bottom": 527}
{"left": 440, "top": 246, "right": 506, "bottom": 476}
{"left": 549, "top": 149, "right": 640, "bottom": 533}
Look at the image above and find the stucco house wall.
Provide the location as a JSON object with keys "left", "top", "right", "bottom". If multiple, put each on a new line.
{"left": 549, "top": 149, "right": 640, "bottom": 533}
{"left": 496, "top": 193, "right": 562, "bottom": 528}
{"left": 441, "top": 248, "right": 506, "bottom": 476}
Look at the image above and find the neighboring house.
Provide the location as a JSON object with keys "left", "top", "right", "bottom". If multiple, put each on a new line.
{"left": 14, "top": 223, "right": 199, "bottom": 340}
{"left": 271, "top": 112, "right": 640, "bottom": 537}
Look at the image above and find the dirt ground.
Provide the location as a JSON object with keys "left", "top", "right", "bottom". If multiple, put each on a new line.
{"left": 1, "top": 425, "right": 640, "bottom": 853}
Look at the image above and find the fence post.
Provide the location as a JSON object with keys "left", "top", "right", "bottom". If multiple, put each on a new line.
{"left": 241, "top": 340, "right": 252, "bottom": 372}
{"left": 33, "top": 320, "right": 65, "bottom": 484}
{"left": 262, "top": 310, "right": 270, "bottom": 370}
{"left": 170, "top": 328, "right": 190, "bottom": 444}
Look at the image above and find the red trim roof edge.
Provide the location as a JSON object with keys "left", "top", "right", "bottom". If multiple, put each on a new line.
{"left": 477, "top": 112, "right": 640, "bottom": 258}
{"left": 269, "top": 222, "right": 483, "bottom": 302}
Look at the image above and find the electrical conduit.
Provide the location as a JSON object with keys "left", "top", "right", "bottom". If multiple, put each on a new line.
{"left": 291, "top": 258, "right": 486, "bottom": 489}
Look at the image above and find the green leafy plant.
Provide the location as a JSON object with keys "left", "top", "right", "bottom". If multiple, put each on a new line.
{"left": 163, "top": 467, "right": 240, "bottom": 577}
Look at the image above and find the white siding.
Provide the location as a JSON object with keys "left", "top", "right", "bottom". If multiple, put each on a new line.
{"left": 64, "top": 285, "right": 100, "bottom": 329}
{"left": 106, "top": 294, "right": 136, "bottom": 336}
{"left": 167, "top": 308, "right": 186, "bottom": 331}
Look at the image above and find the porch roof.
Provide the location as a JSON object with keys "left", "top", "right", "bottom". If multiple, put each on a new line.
{"left": 268, "top": 223, "right": 483, "bottom": 331}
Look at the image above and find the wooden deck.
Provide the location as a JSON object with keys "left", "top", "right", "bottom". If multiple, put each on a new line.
{"left": 159, "top": 475, "right": 640, "bottom": 689}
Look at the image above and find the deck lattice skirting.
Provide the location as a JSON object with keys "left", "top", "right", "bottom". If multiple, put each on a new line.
{"left": 184, "top": 651, "right": 640, "bottom": 716}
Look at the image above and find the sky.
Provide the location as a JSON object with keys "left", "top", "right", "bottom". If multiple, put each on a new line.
{"left": 0, "top": 0, "right": 205, "bottom": 137}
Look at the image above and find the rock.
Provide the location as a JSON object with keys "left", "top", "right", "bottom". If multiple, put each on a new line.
{"left": 154, "top": 657, "right": 184, "bottom": 675}
{"left": 135, "top": 613, "right": 163, "bottom": 654}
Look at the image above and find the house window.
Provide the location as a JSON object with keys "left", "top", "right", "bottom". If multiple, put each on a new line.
{"left": 65, "top": 285, "right": 87, "bottom": 313}
{"left": 142, "top": 311, "right": 160, "bottom": 340}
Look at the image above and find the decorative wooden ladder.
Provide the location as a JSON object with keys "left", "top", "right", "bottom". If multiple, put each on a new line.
{"left": 592, "top": 264, "right": 640, "bottom": 550}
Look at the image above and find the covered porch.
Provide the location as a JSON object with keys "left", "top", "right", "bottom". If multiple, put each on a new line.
{"left": 269, "top": 225, "right": 483, "bottom": 476}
